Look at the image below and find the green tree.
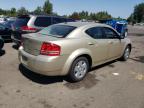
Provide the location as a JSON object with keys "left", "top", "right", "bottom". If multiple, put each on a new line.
{"left": 0, "top": 8, "right": 5, "bottom": 15}
{"left": 10, "top": 8, "right": 17, "bottom": 16}
{"left": 34, "top": 6, "right": 42, "bottom": 14}
{"left": 43, "top": 0, "right": 53, "bottom": 14}
{"left": 79, "top": 11, "right": 89, "bottom": 19}
{"left": 17, "top": 7, "right": 28, "bottom": 15}
{"left": 127, "top": 13, "right": 136, "bottom": 24}
{"left": 133, "top": 3, "right": 144, "bottom": 23}
{"left": 95, "top": 11, "right": 112, "bottom": 20}
{"left": 69, "top": 12, "right": 80, "bottom": 20}
{"left": 89, "top": 13, "right": 97, "bottom": 21}
{"left": 69, "top": 11, "right": 112, "bottom": 21}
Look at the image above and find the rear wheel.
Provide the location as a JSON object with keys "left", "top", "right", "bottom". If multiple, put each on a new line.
{"left": 68, "top": 57, "right": 89, "bottom": 82}
{"left": 121, "top": 46, "right": 131, "bottom": 61}
{"left": 0, "top": 40, "right": 4, "bottom": 50}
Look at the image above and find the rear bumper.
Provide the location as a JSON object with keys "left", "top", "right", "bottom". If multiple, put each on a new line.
{"left": 19, "top": 46, "right": 69, "bottom": 76}
{"left": 11, "top": 36, "right": 21, "bottom": 45}
{"left": 11, "top": 32, "right": 22, "bottom": 45}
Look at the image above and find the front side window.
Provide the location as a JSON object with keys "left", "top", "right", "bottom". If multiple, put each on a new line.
{"left": 103, "top": 27, "right": 119, "bottom": 39}
{"left": 85, "top": 27, "right": 103, "bottom": 39}
{"left": 39, "top": 25, "right": 76, "bottom": 38}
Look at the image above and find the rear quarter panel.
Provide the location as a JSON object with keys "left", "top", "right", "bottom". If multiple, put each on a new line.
{"left": 120, "top": 38, "right": 132, "bottom": 57}
{"left": 52, "top": 38, "right": 92, "bottom": 75}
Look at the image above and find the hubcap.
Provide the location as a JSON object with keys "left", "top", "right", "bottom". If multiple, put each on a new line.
{"left": 125, "top": 48, "right": 130, "bottom": 59}
{"left": 74, "top": 60, "right": 87, "bottom": 79}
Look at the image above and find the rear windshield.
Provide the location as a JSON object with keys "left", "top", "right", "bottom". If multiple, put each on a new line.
{"left": 13, "top": 17, "right": 30, "bottom": 27}
{"left": 39, "top": 25, "right": 76, "bottom": 38}
{"left": 4, "top": 21, "right": 15, "bottom": 28}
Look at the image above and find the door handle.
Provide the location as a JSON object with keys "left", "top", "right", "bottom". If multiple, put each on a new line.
{"left": 88, "top": 42, "right": 94, "bottom": 45}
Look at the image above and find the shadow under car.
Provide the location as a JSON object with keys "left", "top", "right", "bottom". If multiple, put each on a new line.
{"left": 19, "top": 64, "right": 65, "bottom": 85}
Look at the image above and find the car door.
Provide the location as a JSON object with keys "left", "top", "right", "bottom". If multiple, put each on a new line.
{"left": 103, "top": 27, "right": 123, "bottom": 59}
{"left": 0, "top": 24, "right": 5, "bottom": 36}
{"left": 0, "top": 24, "right": 11, "bottom": 40}
{"left": 85, "top": 27, "right": 109, "bottom": 64}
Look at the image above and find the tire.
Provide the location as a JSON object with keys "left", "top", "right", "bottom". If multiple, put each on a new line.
{"left": 121, "top": 46, "right": 131, "bottom": 61}
{"left": 0, "top": 39, "right": 4, "bottom": 50}
{"left": 68, "top": 57, "right": 89, "bottom": 82}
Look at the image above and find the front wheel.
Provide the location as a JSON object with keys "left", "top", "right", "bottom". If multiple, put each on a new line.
{"left": 121, "top": 46, "right": 131, "bottom": 61}
{"left": 68, "top": 57, "right": 89, "bottom": 82}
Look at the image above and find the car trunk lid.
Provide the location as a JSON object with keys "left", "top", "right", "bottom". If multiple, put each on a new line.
{"left": 22, "top": 33, "right": 62, "bottom": 56}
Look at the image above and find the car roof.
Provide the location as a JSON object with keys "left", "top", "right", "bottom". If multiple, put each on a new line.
{"left": 55, "top": 22, "right": 110, "bottom": 28}
{"left": 17, "top": 14, "right": 72, "bottom": 19}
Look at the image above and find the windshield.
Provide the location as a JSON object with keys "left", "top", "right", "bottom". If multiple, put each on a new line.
{"left": 39, "top": 25, "right": 76, "bottom": 38}
{"left": 4, "top": 21, "right": 15, "bottom": 28}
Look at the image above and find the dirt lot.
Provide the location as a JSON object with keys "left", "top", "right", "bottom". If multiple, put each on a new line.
{"left": 0, "top": 25, "right": 144, "bottom": 108}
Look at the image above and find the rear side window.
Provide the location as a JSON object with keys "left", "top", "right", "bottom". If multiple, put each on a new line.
{"left": 13, "top": 17, "right": 30, "bottom": 27}
{"left": 85, "top": 27, "right": 103, "bottom": 39}
{"left": 52, "top": 17, "right": 65, "bottom": 24}
{"left": 39, "top": 25, "right": 76, "bottom": 38}
{"left": 52, "top": 18, "right": 75, "bottom": 24}
{"left": 34, "top": 17, "right": 51, "bottom": 27}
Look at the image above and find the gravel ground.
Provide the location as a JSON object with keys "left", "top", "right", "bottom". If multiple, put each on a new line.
{"left": 0, "top": 25, "right": 144, "bottom": 108}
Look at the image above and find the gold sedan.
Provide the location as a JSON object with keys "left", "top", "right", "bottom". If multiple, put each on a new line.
{"left": 19, "top": 22, "right": 132, "bottom": 82}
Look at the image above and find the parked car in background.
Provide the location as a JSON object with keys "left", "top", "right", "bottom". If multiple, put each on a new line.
{"left": 0, "top": 36, "right": 4, "bottom": 51}
{"left": 4, "top": 20, "right": 16, "bottom": 29}
{"left": 134, "top": 23, "right": 144, "bottom": 26}
{"left": 19, "top": 22, "right": 132, "bottom": 82}
{"left": 7, "top": 17, "right": 16, "bottom": 21}
{"left": 0, "top": 17, "right": 7, "bottom": 24}
{"left": 0, "top": 23, "right": 12, "bottom": 41}
{"left": 100, "top": 19, "right": 128, "bottom": 37}
{"left": 11, "top": 15, "right": 75, "bottom": 45}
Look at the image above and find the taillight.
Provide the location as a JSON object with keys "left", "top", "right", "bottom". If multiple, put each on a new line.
{"left": 21, "top": 26, "right": 37, "bottom": 32}
{"left": 40, "top": 42, "right": 61, "bottom": 56}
